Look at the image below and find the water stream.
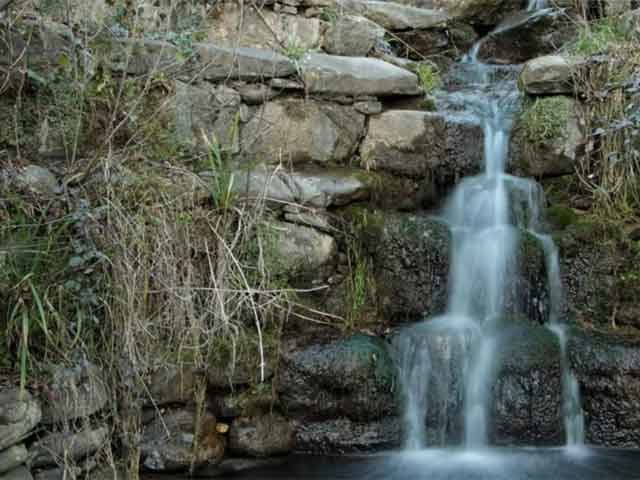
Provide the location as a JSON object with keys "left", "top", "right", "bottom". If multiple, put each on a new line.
{"left": 392, "top": 1, "right": 584, "bottom": 452}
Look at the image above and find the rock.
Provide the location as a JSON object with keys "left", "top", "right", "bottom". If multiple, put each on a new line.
{"left": 492, "top": 322, "right": 563, "bottom": 445}
{"left": 229, "top": 415, "right": 294, "bottom": 457}
{"left": 283, "top": 208, "right": 333, "bottom": 233}
{"left": 147, "top": 365, "right": 200, "bottom": 407}
{"left": 106, "top": 39, "right": 184, "bottom": 76}
{"left": 213, "top": 386, "right": 276, "bottom": 418}
{"left": 510, "top": 96, "right": 585, "bottom": 178}
{"left": 359, "top": 110, "right": 483, "bottom": 183}
{"left": 568, "top": 327, "right": 640, "bottom": 447}
{"left": 172, "top": 82, "right": 242, "bottom": 152}
{"left": 336, "top": 0, "right": 449, "bottom": 30}
{"left": 322, "top": 15, "right": 384, "bottom": 57}
{"left": 141, "top": 408, "right": 224, "bottom": 472}
{"left": 241, "top": 99, "right": 365, "bottom": 164}
{"left": 477, "top": 9, "right": 575, "bottom": 64}
{"left": 196, "top": 457, "right": 285, "bottom": 477}
{"left": 234, "top": 83, "right": 279, "bottom": 105}
{"left": 268, "top": 221, "right": 337, "bottom": 273}
{"left": 0, "top": 466, "right": 33, "bottom": 480}
{"left": 394, "top": 23, "right": 478, "bottom": 59}
{"left": 353, "top": 99, "right": 382, "bottom": 115}
{"left": 208, "top": 3, "right": 321, "bottom": 50}
{"left": 231, "top": 165, "right": 369, "bottom": 208}
{"left": 369, "top": 215, "right": 450, "bottom": 321}
{"left": 0, "top": 445, "right": 28, "bottom": 475}
{"left": 300, "top": 53, "right": 421, "bottom": 96}
{"left": 40, "top": 362, "right": 108, "bottom": 424}
{"left": 31, "top": 427, "right": 109, "bottom": 468}
{"left": 15, "top": 166, "right": 60, "bottom": 195}
{"left": 294, "top": 417, "right": 400, "bottom": 453}
{"left": 278, "top": 334, "right": 396, "bottom": 421}
{"left": 414, "top": 0, "right": 522, "bottom": 26}
{"left": 519, "top": 55, "right": 573, "bottom": 95}
{"left": 368, "top": 213, "right": 549, "bottom": 322}
{"left": 0, "top": 390, "right": 42, "bottom": 451}
{"left": 208, "top": 360, "right": 274, "bottom": 391}
{"left": 196, "top": 44, "right": 296, "bottom": 81}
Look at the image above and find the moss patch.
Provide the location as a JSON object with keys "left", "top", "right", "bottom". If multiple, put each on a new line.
{"left": 520, "top": 96, "right": 572, "bottom": 146}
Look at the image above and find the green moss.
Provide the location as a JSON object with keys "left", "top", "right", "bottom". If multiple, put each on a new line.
{"left": 569, "top": 17, "right": 634, "bottom": 56}
{"left": 547, "top": 204, "right": 579, "bottom": 230}
{"left": 520, "top": 96, "right": 572, "bottom": 145}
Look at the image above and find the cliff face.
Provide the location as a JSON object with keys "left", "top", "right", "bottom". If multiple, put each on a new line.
{"left": 1, "top": 0, "right": 640, "bottom": 478}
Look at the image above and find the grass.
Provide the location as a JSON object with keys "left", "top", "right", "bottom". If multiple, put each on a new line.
{"left": 520, "top": 96, "right": 572, "bottom": 145}
{"left": 569, "top": 17, "right": 634, "bottom": 56}
{"left": 415, "top": 63, "right": 442, "bottom": 94}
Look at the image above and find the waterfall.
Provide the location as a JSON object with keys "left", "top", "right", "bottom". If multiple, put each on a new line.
{"left": 527, "top": 0, "right": 547, "bottom": 10}
{"left": 392, "top": 2, "right": 584, "bottom": 451}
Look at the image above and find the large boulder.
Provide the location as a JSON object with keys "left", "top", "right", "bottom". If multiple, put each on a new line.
{"left": 322, "top": 15, "right": 384, "bottom": 57}
{"left": 147, "top": 365, "right": 200, "bottom": 407}
{"left": 367, "top": 213, "right": 550, "bottom": 323}
{"left": 229, "top": 414, "right": 294, "bottom": 457}
{"left": 401, "top": 0, "right": 523, "bottom": 27}
{"left": 208, "top": 2, "right": 321, "bottom": 50}
{"left": 394, "top": 23, "right": 478, "bottom": 59}
{"left": 336, "top": 0, "right": 449, "bottom": 30}
{"left": 492, "top": 322, "right": 563, "bottom": 445}
{"left": 278, "top": 334, "right": 396, "bottom": 421}
{"left": 141, "top": 408, "right": 224, "bottom": 472}
{"left": 0, "top": 389, "right": 42, "bottom": 451}
{"left": 359, "top": 110, "right": 483, "bottom": 184}
{"left": 519, "top": 55, "right": 574, "bottom": 95}
{"left": 39, "top": 362, "right": 109, "bottom": 424}
{"left": 568, "top": 327, "right": 640, "bottom": 447}
{"left": 241, "top": 99, "right": 365, "bottom": 165}
{"left": 294, "top": 417, "right": 401, "bottom": 453}
{"left": 510, "top": 96, "right": 586, "bottom": 178}
{"left": 300, "top": 54, "right": 421, "bottom": 96}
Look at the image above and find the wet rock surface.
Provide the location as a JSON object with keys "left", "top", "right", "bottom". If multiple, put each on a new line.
{"left": 229, "top": 414, "right": 294, "bottom": 457}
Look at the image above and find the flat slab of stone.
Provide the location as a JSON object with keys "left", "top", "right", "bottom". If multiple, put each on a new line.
{"left": 300, "top": 54, "right": 421, "bottom": 96}
{"left": 196, "top": 44, "right": 296, "bottom": 81}
{"left": 337, "top": 0, "right": 449, "bottom": 30}
{"left": 31, "top": 427, "right": 110, "bottom": 468}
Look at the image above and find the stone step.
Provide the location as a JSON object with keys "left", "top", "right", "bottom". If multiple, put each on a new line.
{"left": 300, "top": 53, "right": 421, "bottom": 96}
{"left": 337, "top": 0, "right": 449, "bottom": 30}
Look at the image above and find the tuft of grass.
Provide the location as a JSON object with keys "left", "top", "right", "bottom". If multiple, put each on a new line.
{"left": 569, "top": 17, "right": 633, "bottom": 56}
{"left": 520, "top": 96, "right": 572, "bottom": 145}
{"left": 415, "top": 63, "right": 442, "bottom": 94}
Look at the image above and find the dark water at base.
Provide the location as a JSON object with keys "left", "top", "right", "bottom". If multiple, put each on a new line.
{"left": 144, "top": 448, "right": 640, "bottom": 480}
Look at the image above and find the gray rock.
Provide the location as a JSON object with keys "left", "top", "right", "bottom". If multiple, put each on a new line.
{"left": 283, "top": 208, "right": 334, "bottom": 233}
{"left": 269, "top": 221, "right": 337, "bottom": 273}
{"left": 519, "top": 55, "right": 573, "bottom": 95}
{"left": 107, "top": 39, "right": 184, "bottom": 76}
{"left": 395, "top": 23, "right": 478, "bottom": 58}
{"left": 510, "top": 96, "right": 585, "bottom": 178}
{"left": 31, "top": 427, "right": 109, "bottom": 468}
{"left": 0, "top": 445, "right": 28, "bottom": 475}
{"left": 493, "top": 322, "right": 563, "bottom": 445}
{"left": 300, "top": 54, "right": 421, "bottom": 96}
{"left": 0, "top": 466, "right": 33, "bottom": 480}
{"left": 40, "top": 363, "right": 108, "bottom": 424}
{"left": 568, "top": 327, "right": 640, "bottom": 447}
{"left": 141, "top": 408, "right": 224, "bottom": 472}
{"left": 294, "top": 417, "right": 400, "bottom": 453}
{"left": 15, "top": 166, "right": 60, "bottom": 195}
{"left": 322, "top": 15, "right": 384, "bottom": 57}
{"left": 231, "top": 165, "right": 369, "bottom": 208}
{"left": 241, "top": 99, "right": 365, "bottom": 164}
{"left": 234, "top": 83, "right": 280, "bottom": 105}
{"left": 353, "top": 99, "right": 382, "bottom": 115}
{"left": 172, "top": 82, "right": 241, "bottom": 152}
{"left": 229, "top": 415, "right": 294, "bottom": 457}
{"left": 278, "top": 334, "right": 396, "bottom": 421}
{"left": 336, "top": 0, "right": 449, "bottom": 30}
{"left": 208, "top": 3, "right": 321, "bottom": 50}
{"left": 147, "top": 365, "right": 200, "bottom": 407}
{"left": 0, "top": 390, "right": 42, "bottom": 451}
{"left": 196, "top": 44, "right": 296, "bottom": 81}
{"left": 213, "top": 387, "right": 276, "bottom": 418}
{"left": 404, "top": 0, "right": 522, "bottom": 26}
{"left": 360, "top": 110, "right": 483, "bottom": 183}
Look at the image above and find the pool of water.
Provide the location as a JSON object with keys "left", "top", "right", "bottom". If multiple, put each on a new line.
{"left": 144, "top": 447, "right": 640, "bottom": 480}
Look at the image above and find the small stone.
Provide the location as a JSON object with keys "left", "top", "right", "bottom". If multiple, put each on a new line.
{"left": 269, "top": 78, "right": 304, "bottom": 90}
{"left": 216, "top": 423, "right": 230, "bottom": 434}
{"left": 236, "top": 83, "right": 279, "bottom": 105}
{"left": 354, "top": 99, "right": 382, "bottom": 115}
{"left": 0, "top": 390, "right": 42, "bottom": 451}
{"left": 274, "top": 3, "right": 298, "bottom": 14}
{"left": 15, "top": 165, "right": 60, "bottom": 195}
{"left": 305, "top": 7, "right": 322, "bottom": 17}
{"left": 229, "top": 415, "right": 294, "bottom": 457}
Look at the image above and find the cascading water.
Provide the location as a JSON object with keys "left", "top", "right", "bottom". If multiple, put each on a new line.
{"left": 392, "top": 1, "right": 584, "bottom": 451}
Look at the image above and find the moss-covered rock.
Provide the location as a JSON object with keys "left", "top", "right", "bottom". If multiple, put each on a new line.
{"left": 278, "top": 334, "right": 396, "bottom": 421}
